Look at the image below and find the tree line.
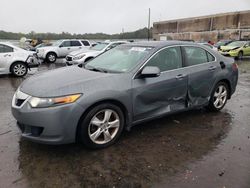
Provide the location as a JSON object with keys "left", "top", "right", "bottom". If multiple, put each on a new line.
{"left": 0, "top": 27, "right": 152, "bottom": 40}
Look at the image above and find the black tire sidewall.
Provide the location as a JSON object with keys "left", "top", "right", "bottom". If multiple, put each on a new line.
{"left": 79, "top": 103, "right": 125, "bottom": 149}
{"left": 11, "top": 62, "right": 28, "bottom": 77}
{"left": 46, "top": 52, "right": 57, "bottom": 63}
{"left": 208, "top": 82, "right": 229, "bottom": 111}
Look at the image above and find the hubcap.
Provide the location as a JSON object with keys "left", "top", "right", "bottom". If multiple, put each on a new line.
{"left": 48, "top": 54, "right": 56, "bottom": 62}
{"left": 88, "top": 109, "right": 120, "bottom": 145}
{"left": 13, "top": 64, "right": 26, "bottom": 76}
{"left": 213, "top": 85, "right": 227, "bottom": 109}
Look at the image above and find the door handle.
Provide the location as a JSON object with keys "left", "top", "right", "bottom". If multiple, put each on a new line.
{"left": 208, "top": 66, "right": 216, "bottom": 71}
{"left": 4, "top": 54, "right": 11, "bottom": 57}
{"left": 67, "top": 48, "right": 71, "bottom": 50}
{"left": 175, "top": 74, "right": 186, "bottom": 80}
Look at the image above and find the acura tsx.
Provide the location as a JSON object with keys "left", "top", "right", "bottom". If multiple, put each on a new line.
{"left": 12, "top": 41, "right": 238, "bottom": 149}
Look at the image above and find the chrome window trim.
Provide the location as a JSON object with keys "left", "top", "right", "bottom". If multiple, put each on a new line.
{"left": 133, "top": 44, "right": 217, "bottom": 79}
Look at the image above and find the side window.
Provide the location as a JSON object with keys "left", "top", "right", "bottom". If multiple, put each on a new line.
{"left": 61, "top": 41, "right": 71, "bottom": 47}
{"left": 81, "top": 41, "right": 90, "bottom": 46}
{"left": 0, "top": 44, "right": 13, "bottom": 53}
{"left": 207, "top": 52, "right": 215, "bottom": 62}
{"left": 146, "top": 47, "right": 182, "bottom": 72}
{"left": 183, "top": 47, "right": 208, "bottom": 66}
{"left": 0, "top": 45, "right": 5, "bottom": 53}
{"left": 71, "top": 40, "right": 82, "bottom": 47}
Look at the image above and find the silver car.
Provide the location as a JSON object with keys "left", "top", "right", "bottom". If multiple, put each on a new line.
{"left": 12, "top": 41, "right": 238, "bottom": 149}
{"left": 0, "top": 42, "right": 39, "bottom": 77}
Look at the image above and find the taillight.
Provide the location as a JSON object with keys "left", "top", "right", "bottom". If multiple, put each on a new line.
{"left": 232, "top": 63, "right": 238, "bottom": 71}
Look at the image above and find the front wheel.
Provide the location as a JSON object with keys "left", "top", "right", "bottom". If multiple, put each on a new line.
{"left": 46, "top": 52, "right": 57, "bottom": 63}
{"left": 10, "top": 62, "right": 28, "bottom": 77}
{"left": 207, "top": 82, "right": 229, "bottom": 111}
{"left": 78, "top": 103, "right": 124, "bottom": 149}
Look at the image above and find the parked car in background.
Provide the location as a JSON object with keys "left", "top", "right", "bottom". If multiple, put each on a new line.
{"left": 36, "top": 39, "right": 91, "bottom": 63}
{"left": 66, "top": 41, "right": 128, "bottom": 66}
{"left": 214, "top": 40, "right": 233, "bottom": 50}
{"left": 218, "top": 40, "right": 250, "bottom": 59}
{"left": 198, "top": 42, "right": 217, "bottom": 51}
{"left": 12, "top": 41, "right": 238, "bottom": 149}
{"left": 0, "top": 42, "right": 39, "bottom": 77}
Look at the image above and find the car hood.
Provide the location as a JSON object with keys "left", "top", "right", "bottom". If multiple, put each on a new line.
{"left": 220, "top": 46, "right": 241, "bottom": 50}
{"left": 19, "top": 66, "right": 124, "bottom": 97}
{"left": 69, "top": 49, "right": 98, "bottom": 56}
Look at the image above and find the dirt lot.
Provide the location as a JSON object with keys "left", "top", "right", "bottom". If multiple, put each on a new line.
{"left": 0, "top": 58, "right": 250, "bottom": 188}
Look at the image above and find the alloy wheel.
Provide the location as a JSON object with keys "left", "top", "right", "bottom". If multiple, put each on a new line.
{"left": 213, "top": 85, "right": 227, "bottom": 109}
{"left": 88, "top": 109, "right": 120, "bottom": 145}
{"left": 13, "top": 64, "right": 26, "bottom": 76}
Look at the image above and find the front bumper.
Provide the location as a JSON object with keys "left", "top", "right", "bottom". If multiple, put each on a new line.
{"left": 11, "top": 91, "right": 85, "bottom": 145}
{"left": 219, "top": 50, "right": 239, "bottom": 57}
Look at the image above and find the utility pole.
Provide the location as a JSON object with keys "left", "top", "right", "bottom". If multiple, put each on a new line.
{"left": 148, "top": 8, "right": 151, "bottom": 41}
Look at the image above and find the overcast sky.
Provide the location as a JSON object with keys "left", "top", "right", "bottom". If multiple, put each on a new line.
{"left": 1, "top": 0, "right": 250, "bottom": 34}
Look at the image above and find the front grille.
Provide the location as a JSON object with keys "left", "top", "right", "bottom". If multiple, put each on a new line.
{"left": 66, "top": 56, "right": 73, "bottom": 61}
{"left": 16, "top": 99, "right": 25, "bottom": 107}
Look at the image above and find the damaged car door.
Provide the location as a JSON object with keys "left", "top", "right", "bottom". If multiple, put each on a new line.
{"left": 182, "top": 46, "right": 219, "bottom": 107}
{"left": 132, "top": 46, "right": 188, "bottom": 121}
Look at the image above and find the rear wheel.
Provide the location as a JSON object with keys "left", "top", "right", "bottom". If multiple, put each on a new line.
{"left": 207, "top": 82, "right": 229, "bottom": 111}
{"left": 78, "top": 103, "right": 124, "bottom": 149}
{"left": 10, "top": 62, "right": 28, "bottom": 77}
{"left": 46, "top": 52, "right": 57, "bottom": 63}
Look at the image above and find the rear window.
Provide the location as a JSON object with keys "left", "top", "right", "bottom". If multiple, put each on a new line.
{"left": 183, "top": 46, "right": 215, "bottom": 66}
{"left": 0, "top": 44, "right": 14, "bottom": 53}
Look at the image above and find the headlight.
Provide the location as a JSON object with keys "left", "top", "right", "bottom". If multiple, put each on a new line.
{"left": 73, "top": 54, "right": 85, "bottom": 60}
{"left": 28, "top": 94, "right": 82, "bottom": 108}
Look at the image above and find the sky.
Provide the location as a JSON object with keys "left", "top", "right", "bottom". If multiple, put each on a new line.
{"left": 0, "top": 0, "right": 250, "bottom": 34}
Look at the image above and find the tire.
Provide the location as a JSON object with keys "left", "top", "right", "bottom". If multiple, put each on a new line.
{"left": 207, "top": 82, "right": 229, "bottom": 112}
{"left": 237, "top": 51, "right": 243, "bottom": 60}
{"left": 46, "top": 52, "right": 57, "bottom": 63}
{"left": 78, "top": 103, "right": 125, "bottom": 149}
{"left": 10, "top": 62, "right": 28, "bottom": 77}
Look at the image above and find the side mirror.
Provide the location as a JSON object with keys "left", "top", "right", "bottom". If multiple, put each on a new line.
{"left": 59, "top": 45, "right": 63, "bottom": 48}
{"left": 140, "top": 66, "right": 160, "bottom": 78}
{"left": 244, "top": 44, "right": 249, "bottom": 48}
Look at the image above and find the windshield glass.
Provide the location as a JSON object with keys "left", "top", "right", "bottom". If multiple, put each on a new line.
{"left": 85, "top": 46, "right": 153, "bottom": 73}
{"left": 90, "top": 43, "right": 109, "bottom": 51}
{"left": 52, "top": 40, "right": 63, "bottom": 46}
{"left": 227, "top": 41, "right": 246, "bottom": 47}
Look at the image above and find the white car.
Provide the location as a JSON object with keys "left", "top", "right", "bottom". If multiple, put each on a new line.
{"left": 36, "top": 39, "right": 91, "bottom": 63}
{"left": 0, "top": 42, "right": 39, "bottom": 77}
{"left": 65, "top": 41, "right": 128, "bottom": 66}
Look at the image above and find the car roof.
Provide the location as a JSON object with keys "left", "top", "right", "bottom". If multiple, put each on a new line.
{"left": 123, "top": 40, "right": 196, "bottom": 48}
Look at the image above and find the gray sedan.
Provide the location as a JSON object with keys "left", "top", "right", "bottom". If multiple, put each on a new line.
{"left": 11, "top": 41, "right": 238, "bottom": 149}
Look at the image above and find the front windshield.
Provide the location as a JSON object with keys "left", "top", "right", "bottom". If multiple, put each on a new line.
{"left": 52, "top": 40, "right": 63, "bottom": 46}
{"left": 90, "top": 43, "right": 108, "bottom": 51}
{"left": 85, "top": 46, "right": 153, "bottom": 73}
{"left": 227, "top": 41, "right": 246, "bottom": 47}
